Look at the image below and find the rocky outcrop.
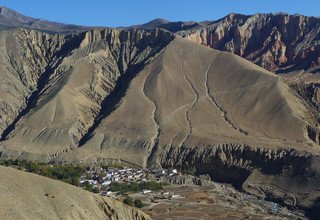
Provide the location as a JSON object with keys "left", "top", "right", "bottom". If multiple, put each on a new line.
{"left": 152, "top": 13, "right": 320, "bottom": 74}
{"left": 2, "top": 8, "right": 320, "bottom": 74}
{"left": 291, "top": 82, "right": 320, "bottom": 111}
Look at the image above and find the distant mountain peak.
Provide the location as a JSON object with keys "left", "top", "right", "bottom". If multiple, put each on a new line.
{"left": 134, "top": 18, "right": 171, "bottom": 29}
{"left": 150, "top": 18, "right": 170, "bottom": 23}
{"left": 122, "top": 18, "right": 171, "bottom": 30}
{"left": 0, "top": 6, "right": 10, "bottom": 13}
{"left": 0, "top": 6, "right": 25, "bottom": 18}
{"left": 0, "top": 5, "right": 83, "bottom": 32}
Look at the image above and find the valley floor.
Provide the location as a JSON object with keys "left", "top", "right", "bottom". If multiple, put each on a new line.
{"left": 137, "top": 185, "right": 306, "bottom": 220}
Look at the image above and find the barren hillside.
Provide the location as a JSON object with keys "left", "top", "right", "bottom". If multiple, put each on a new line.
{"left": 0, "top": 166, "right": 149, "bottom": 220}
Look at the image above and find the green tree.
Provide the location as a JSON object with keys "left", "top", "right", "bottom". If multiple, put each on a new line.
{"left": 92, "top": 187, "right": 101, "bottom": 194}
{"left": 4, "top": 159, "right": 14, "bottom": 166}
{"left": 134, "top": 199, "right": 144, "bottom": 208}
{"left": 26, "top": 162, "right": 40, "bottom": 173}
{"left": 123, "top": 197, "right": 133, "bottom": 206}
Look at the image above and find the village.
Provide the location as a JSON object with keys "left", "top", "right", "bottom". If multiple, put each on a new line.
{"left": 79, "top": 166, "right": 181, "bottom": 197}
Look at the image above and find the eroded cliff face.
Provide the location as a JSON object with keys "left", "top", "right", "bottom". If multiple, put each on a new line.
{"left": 63, "top": 28, "right": 174, "bottom": 148}
{"left": 0, "top": 28, "right": 174, "bottom": 158}
{"left": 177, "top": 13, "right": 320, "bottom": 74}
{"left": 160, "top": 143, "right": 320, "bottom": 218}
{"left": 44, "top": 37, "right": 319, "bottom": 171}
{"left": 0, "top": 29, "right": 84, "bottom": 140}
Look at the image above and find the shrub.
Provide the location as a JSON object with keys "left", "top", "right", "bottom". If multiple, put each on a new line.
{"left": 123, "top": 197, "right": 133, "bottom": 206}
{"left": 0, "top": 159, "right": 84, "bottom": 187}
{"left": 92, "top": 187, "right": 101, "bottom": 194}
{"left": 134, "top": 199, "right": 144, "bottom": 208}
{"left": 109, "top": 181, "right": 165, "bottom": 193}
{"left": 4, "top": 159, "right": 14, "bottom": 166}
{"left": 83, "top": 184, "right": 94, "bottom": 192}
{"left": 26, "top": 162, "right": 40, "bottom": 173}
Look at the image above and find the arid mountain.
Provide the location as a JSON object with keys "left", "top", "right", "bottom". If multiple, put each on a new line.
{"left": 135, "top": 13, "right": 320, "bottom": 75}
{"left": 127, "top": 18, "right": 171, "bottom": 30}
{"left": 0, "top": 27, "right": 174, "bottom": 159}
{"left": 0, "top": 7, "right": 319, "bottom": 218}
{"left": 134, "top": 13, "right": 320, "bottom": 116}
{"left": 2, "top": 6, "right": 319, "bottom": 75}
{"left": 0, "top": 28, "right": 318, "bottom": 160}
{"left": 0, "top": 166, "right": 150, "bottom": 220}
{"left": 0, "top": 27, "right": 319, "bottom": 217}
{"left": 0, "top": 6, "right": 84, "bottom": 32}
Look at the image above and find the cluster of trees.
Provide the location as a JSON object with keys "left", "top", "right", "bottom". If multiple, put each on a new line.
{"left": 0, "top": 159, "right": 84, "bottom": 186}
{"left": 80, "top": 181, "right": 101, "bottom": 193}
{"left": 109, "top": 181, "right": 166, "bottom": 193}
{"left": 123, "top": 197, "right": 144, "bottom": 208}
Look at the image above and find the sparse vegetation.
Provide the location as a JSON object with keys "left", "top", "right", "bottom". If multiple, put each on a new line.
{"left": 81, "top": 182, "right": 100, "bottom": 193}
{"left": 123, "top": 197, "right": 134, "bottom": 206}
{"left": 134, "top": 199, "right": 144, "bottom": 208}
{"left": 123, "top": 197, "right": 144, "bottom": 208}
{"left": 0, "top": 159, "right": 84, "bottom": 187}
{"left": 109, "top": 181, "right": 166, "bottom": 193}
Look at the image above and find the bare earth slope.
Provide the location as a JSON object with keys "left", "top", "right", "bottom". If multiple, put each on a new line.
{"left": 58, "top": 37, "right": 319, "bottom": 164}
{"left": 0, "top": 28, "right": 173, "bottom": 160}
{"left": 0, "top": 166, "right": 149, "bottom": 220}
{"left": 132, "top": 13, "right": 320, "bottom": 112}
{"left": 51, "top": 38, "right": 320, "bottom": 217}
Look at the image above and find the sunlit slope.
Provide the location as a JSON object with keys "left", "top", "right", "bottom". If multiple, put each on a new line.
{"left": 0, "top": 166, "right": 150, "bottom": 220}
{"left": 60, "top": 37, "right": 318, "bottom": 166}
{"left": 0, "top": 28, "right": 173, "bottom": 161}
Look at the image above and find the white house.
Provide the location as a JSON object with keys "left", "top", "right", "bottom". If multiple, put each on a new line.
{"left": 79, "top": 180, "right": 89, "bottom": 184}
{"left": 169, "top": 168, "right": 178, "bottom": 176}
{"left": 102, "top": 180, "right": 111, "bottom": 186}
{"left": 112, "top": 177, "right": 119, "bottom": 182}
{"left": 142, "top": 189, "right": 152, "bottom": 194}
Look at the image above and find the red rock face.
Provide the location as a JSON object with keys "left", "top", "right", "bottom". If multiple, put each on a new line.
{"left": 178, "top": 13, "right": 320, "bottom": 73}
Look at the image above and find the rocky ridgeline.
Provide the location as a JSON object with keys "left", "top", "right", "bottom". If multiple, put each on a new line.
{"left": 176, "top": 13, "right": 320, "bottom": 73}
